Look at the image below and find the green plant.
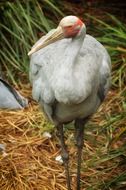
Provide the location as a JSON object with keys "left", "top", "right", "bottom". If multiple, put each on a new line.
{"left": 0, "top": 0, "right": 63, "bottom": 83}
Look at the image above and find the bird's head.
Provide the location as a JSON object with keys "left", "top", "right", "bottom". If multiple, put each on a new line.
{"left": 59, "top": 16, "right": 85, "bottom": 38}
{"left": 28, "top": 16, "right": 85, "bottom": 56}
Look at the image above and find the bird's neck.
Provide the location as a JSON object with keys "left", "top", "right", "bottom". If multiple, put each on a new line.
{"left": 64, "top": 26, "right": 86, "bottom": 67}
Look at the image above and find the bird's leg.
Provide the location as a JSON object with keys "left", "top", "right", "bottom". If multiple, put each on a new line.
{"left": 74, "top": 119, "right": 88, "bottom": 190}
{"left": 56, "top": 124, "right": 71, "bottom": 190}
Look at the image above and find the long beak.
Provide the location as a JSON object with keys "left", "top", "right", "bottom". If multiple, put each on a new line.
{"left": 28, "top": 26, "right": 64, "bottom": 56}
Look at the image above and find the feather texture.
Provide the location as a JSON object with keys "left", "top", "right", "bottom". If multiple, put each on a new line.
{"left": 0, "top": 78, "right": 28, "bottom": 109}
{"left": 30, "top": 30, "right": 111, "bottom": 124}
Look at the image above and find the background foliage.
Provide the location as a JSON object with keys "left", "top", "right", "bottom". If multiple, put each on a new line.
{"left": 0, "top": 0, "right": 63, "bottom": 83}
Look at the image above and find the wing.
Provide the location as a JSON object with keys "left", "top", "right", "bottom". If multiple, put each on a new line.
{"left": 83, "top": 35, "right": 111, "bottom": 102}
{"left": 98, "top": 57, "right": 111, "bottom": 102}
{"left": 29, "top": 30, "right": 56, "bottom": 121}
{"left": 0, "top": 78, "right": 28, "bottom": 109}
{"left": 29, "top": 30, "right": 71, "bottom": 122}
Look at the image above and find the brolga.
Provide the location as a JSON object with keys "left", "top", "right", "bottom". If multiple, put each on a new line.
{"left": 28, "top": 16, "right": 111, "bottom": 190}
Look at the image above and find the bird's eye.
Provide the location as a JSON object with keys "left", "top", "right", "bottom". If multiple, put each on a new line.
{"left": 65, "top": 26, "right": 72, "bottom": 29}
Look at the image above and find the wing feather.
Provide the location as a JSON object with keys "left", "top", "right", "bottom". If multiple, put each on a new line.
{"left": 29, "top": 33, "right": 111, "bottom": 122}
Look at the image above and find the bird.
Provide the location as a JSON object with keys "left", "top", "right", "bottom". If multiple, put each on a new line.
{"left": 28, "top": 15, "right": 111, "bottom": 190}
{"left": 0, "top": 78, "right": 28, "bottom": 109}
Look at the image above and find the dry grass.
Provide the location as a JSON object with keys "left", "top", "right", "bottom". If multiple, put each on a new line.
{"left": 0, "top": 84, "right": 125, "bottom": 190}
{"left": 0, "top": 87, "right": 66, "bottom": 190}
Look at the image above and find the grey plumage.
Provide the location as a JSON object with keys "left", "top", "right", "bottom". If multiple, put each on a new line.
{"left": 30, "top": 33, "right": 111, "bottom": 124}
{"left": 28, "top": 16, "right": 111, "bottom": 190}
{"left": 0, "top": 78, "right": 28, "bottom": 109}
